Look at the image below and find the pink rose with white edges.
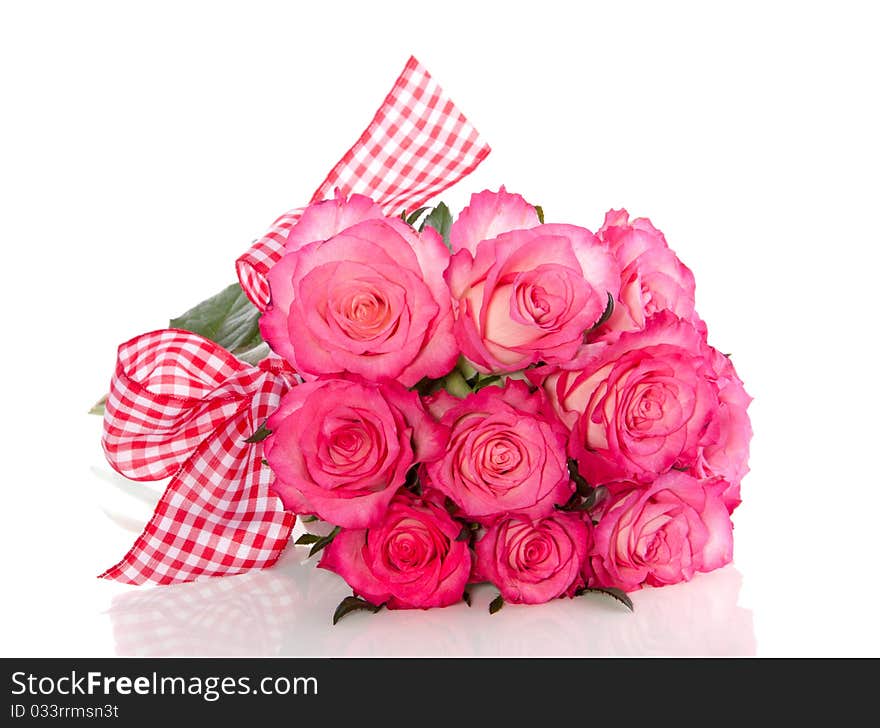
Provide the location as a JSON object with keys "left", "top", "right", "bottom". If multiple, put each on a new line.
{"left": 449, "top": 186, "right": 541, "bottom": 255}
{"left": 264, "top": 375, "right": 447, "bottom": 528}
{"left": 473, "top": 512, "right": 591, "bottom": 604}
{"left": 691, "top": 348, "right": 753, "bottom": 512}
{"left": 540, "top": 312, "right": 751, "bottom": 487}
{"left": 284, "top": 192, "right": 385, "bottom": 253}
{"left": 445, "top": 190, "right": 620, "bottom": 373}
{"left": 595, "top": 209, "right": 705, "bottom": 337}
{"left": 589, "top": 471, "right": 734, "bottom": 592}
{"left": 261, "top": 207, "right": 457, "bottom": 386}
{"left": 319, "top": 491, "right": 471, "bottom": 609}
{"left": 425, "top": 380, "right": 574, "bottom": 523}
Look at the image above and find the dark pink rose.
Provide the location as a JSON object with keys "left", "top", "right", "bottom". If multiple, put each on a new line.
{"left": 542, "top": 312, "right": 750, "bottom": 486}
{"left": 446, "top": 213, "right": 621, "bottom": 373}
{"left": 589, "top": 471, "right": 734, "bottom": 592}
{"left": 449, "top": 187, "right": 541, "bottom": 255}
{"left": 261, "top": 211, "right": 457, "bottom": 386}
{"left": 595, "top": 209, "right": 704, "bottom": 337}
{"left": 425, "top": 380, "right": 574, "bottom": 523}
{"left": 473, "top": 512, "right": 591, "bottom": 604}
{"left": 319, "top": 491, "right": 471, "bottom": 609}
{"left": 264, "top": 376, "right": 447, "bottom": 528}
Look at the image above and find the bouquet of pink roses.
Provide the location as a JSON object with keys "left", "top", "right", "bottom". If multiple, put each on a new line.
{"left": 96, "top": 58, "right": 750, "bottom": 623}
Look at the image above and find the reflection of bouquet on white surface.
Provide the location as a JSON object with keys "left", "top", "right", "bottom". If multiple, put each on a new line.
{"left": 95, "top": 56, "right": 751, "bottom": 625}
{"left": 108, "top": 546, "right": 753, "bottom": 656}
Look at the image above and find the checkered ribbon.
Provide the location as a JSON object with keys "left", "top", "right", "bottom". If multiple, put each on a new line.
{"left": 235, "top": 55, "right": 491, "bottom": 309}
{"left": 100, "top": 330, "right": 298, "bottom": 584}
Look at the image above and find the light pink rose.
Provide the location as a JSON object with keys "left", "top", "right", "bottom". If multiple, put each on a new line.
{"left": 446, "top": 221, "right": 621, "bottom": 373}
{"left": 425, "top": 380, "right": 574, "bottom": 523}
{"left": 264, "top": 376, "right": 447, "bottom": 528}
{"left": 473, "top": 512, "right": 591, "bottom": 604}
{"left": 595, "top": 209, "right": 704, "bottom": 337}
{"left": 589, "top": 471, "right": 734, "bottom": 592}
{"left": 284, "top": 192, "right": 385, "bottom": 253}
{"left": 449, "top": 187, "right": 541, "bottom": 255}
{"left": 540, "top": 312, "right": 749, "bottom": 487}
{"left": 261, "top": 214, "right": 457, "bottom": 386}
{"left": 319, "top": 491, "right": 471, "bottom": 609}
{"left": 691, "top": 349, "right": 753, "bottom": 512}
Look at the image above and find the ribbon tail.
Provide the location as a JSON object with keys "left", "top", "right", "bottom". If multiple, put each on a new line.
{"left": 100, "top": 377, "right": 295, "bottom": 585}
{"left": 236, "top": 56, "right": 491, "bottom": 310}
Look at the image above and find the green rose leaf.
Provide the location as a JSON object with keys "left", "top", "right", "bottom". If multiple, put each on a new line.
{"left": 586, "top": 293, "right": 615, "bottom": 333}
{"left": 170, "top": 282, "right": 268, "bottom": 365}
{"left": 294, "top": 533, "right": 322, "bottom": 545}
{"left": 404, "top": 206, "right": 431, "bottom": 227}
{"left": 308, "top": 526, "right": 341, "bottom": 558}
{"left": 534, "top": 204, "right": 545, "bottom": 224}
{"left": 88, "top": 395, "right": 107, "bottom": 416}
{"left": 489, "top": 594, "right": 504, "bottom": 615}
{"left": 332, "top": 596, "right": 384, "bottom": 625}
{"left": 420, "top": 202, "right": 453, "bottom": 250}
{"left": 244, "top": 421, "right": 272, "bottom": 444}
{"left": 576, "top": 586, "right": 634, "bottom": 612}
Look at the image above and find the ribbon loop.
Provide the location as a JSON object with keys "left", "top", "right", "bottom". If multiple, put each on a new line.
{"left": 103, "top": 330, "right": 259, "bottom": 481}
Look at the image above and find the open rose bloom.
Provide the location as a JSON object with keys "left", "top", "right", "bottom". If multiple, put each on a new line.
{"left": 257, "top": 189, "right": 751, "bottom": 614}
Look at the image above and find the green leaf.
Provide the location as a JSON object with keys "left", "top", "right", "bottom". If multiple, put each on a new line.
{"left": 420, "top": 202, "right": 453, "bottom": 250}
{"left": 405, "top": 206, "right": 431, "bottom": 227}
{"left": 576, "top": 586, "right": 634, "bottom": 612}
{"left": 403, "top": 464, "right": 422, "bottom": 494}
{"left": 88, "top": 395, "right": 107, "bottom": 416}
{"left": 308, "top": 526, "right": 341, "bottom": 558}
{"left": 294, "top": 533, "right": 321, "bottom": 545}
{"left": 586, "top": 293, "right": 615, "bottom": 333}
{"left": 489, "top": 594, "right": 504, "bottom": 615}
{"left": 534, "top": 205, "right": 545, "bottom": 224}
{"left": 442, "top": 369, "right": 471, "bottom": 398}
{"left": 170, "top": 282, "right": 267, "bottom": 364}
{"left": 567, "top": 458, "right": 591, "bottom": 496}
{"left": 473, "top": 374, "right": 502, "bottom": 392}
{"left": 300, "top": 515, "right": 319, "bottom": 523}
{"left": 244, "top": 421, "right": 272, "bottom": 444}
{"left": 332, "top": 596, "right": 383, "bottom": 625}
{"left": 455, "top": 525, "right": 471, "bottom": 542}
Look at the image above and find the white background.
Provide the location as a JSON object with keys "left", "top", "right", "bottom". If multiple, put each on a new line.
{"left": 1, "top": 1, "right": 878, "bottom": 657}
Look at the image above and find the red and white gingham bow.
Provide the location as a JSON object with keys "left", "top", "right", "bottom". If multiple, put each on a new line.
{"left": 101, "top": 56, "right": 490, "bottom": 584}
{"left": 101, "top": 331, "right": 298, "bottom": 584}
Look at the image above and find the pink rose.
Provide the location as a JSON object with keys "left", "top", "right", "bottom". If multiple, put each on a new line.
{"left": 473, "top": 512, "right": 591, "bottom": 604}
{"left": 691, "top": 349, "right": 753, "bottom": 512}
{"left": 449, "top": 186, "right": 541, "bottom": 255}
{"left": 595, "top": 209, "right": 704, "bottom": 337}
{"left": 319, "top": 491, "right": 472, "bottom": 609}
{"left": 264, "top": 376, "right": 447, "bottom": 528}
{"left": 261, "top": 212, "right": 457, "bottom": 386}
{"left": 425, "top": 380, "right": 574, "bottom": 523}
{"left": 589, "top": 471, "right": 734, "bottom": 592}
{"left": 543, "top": 312, "right": 749, "bottom": 486}
{"left": 284, "top": 192, "right": 385, "bottom": 253}
{"left": 446, "top": 218, "right": 621, "bottom": 373}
